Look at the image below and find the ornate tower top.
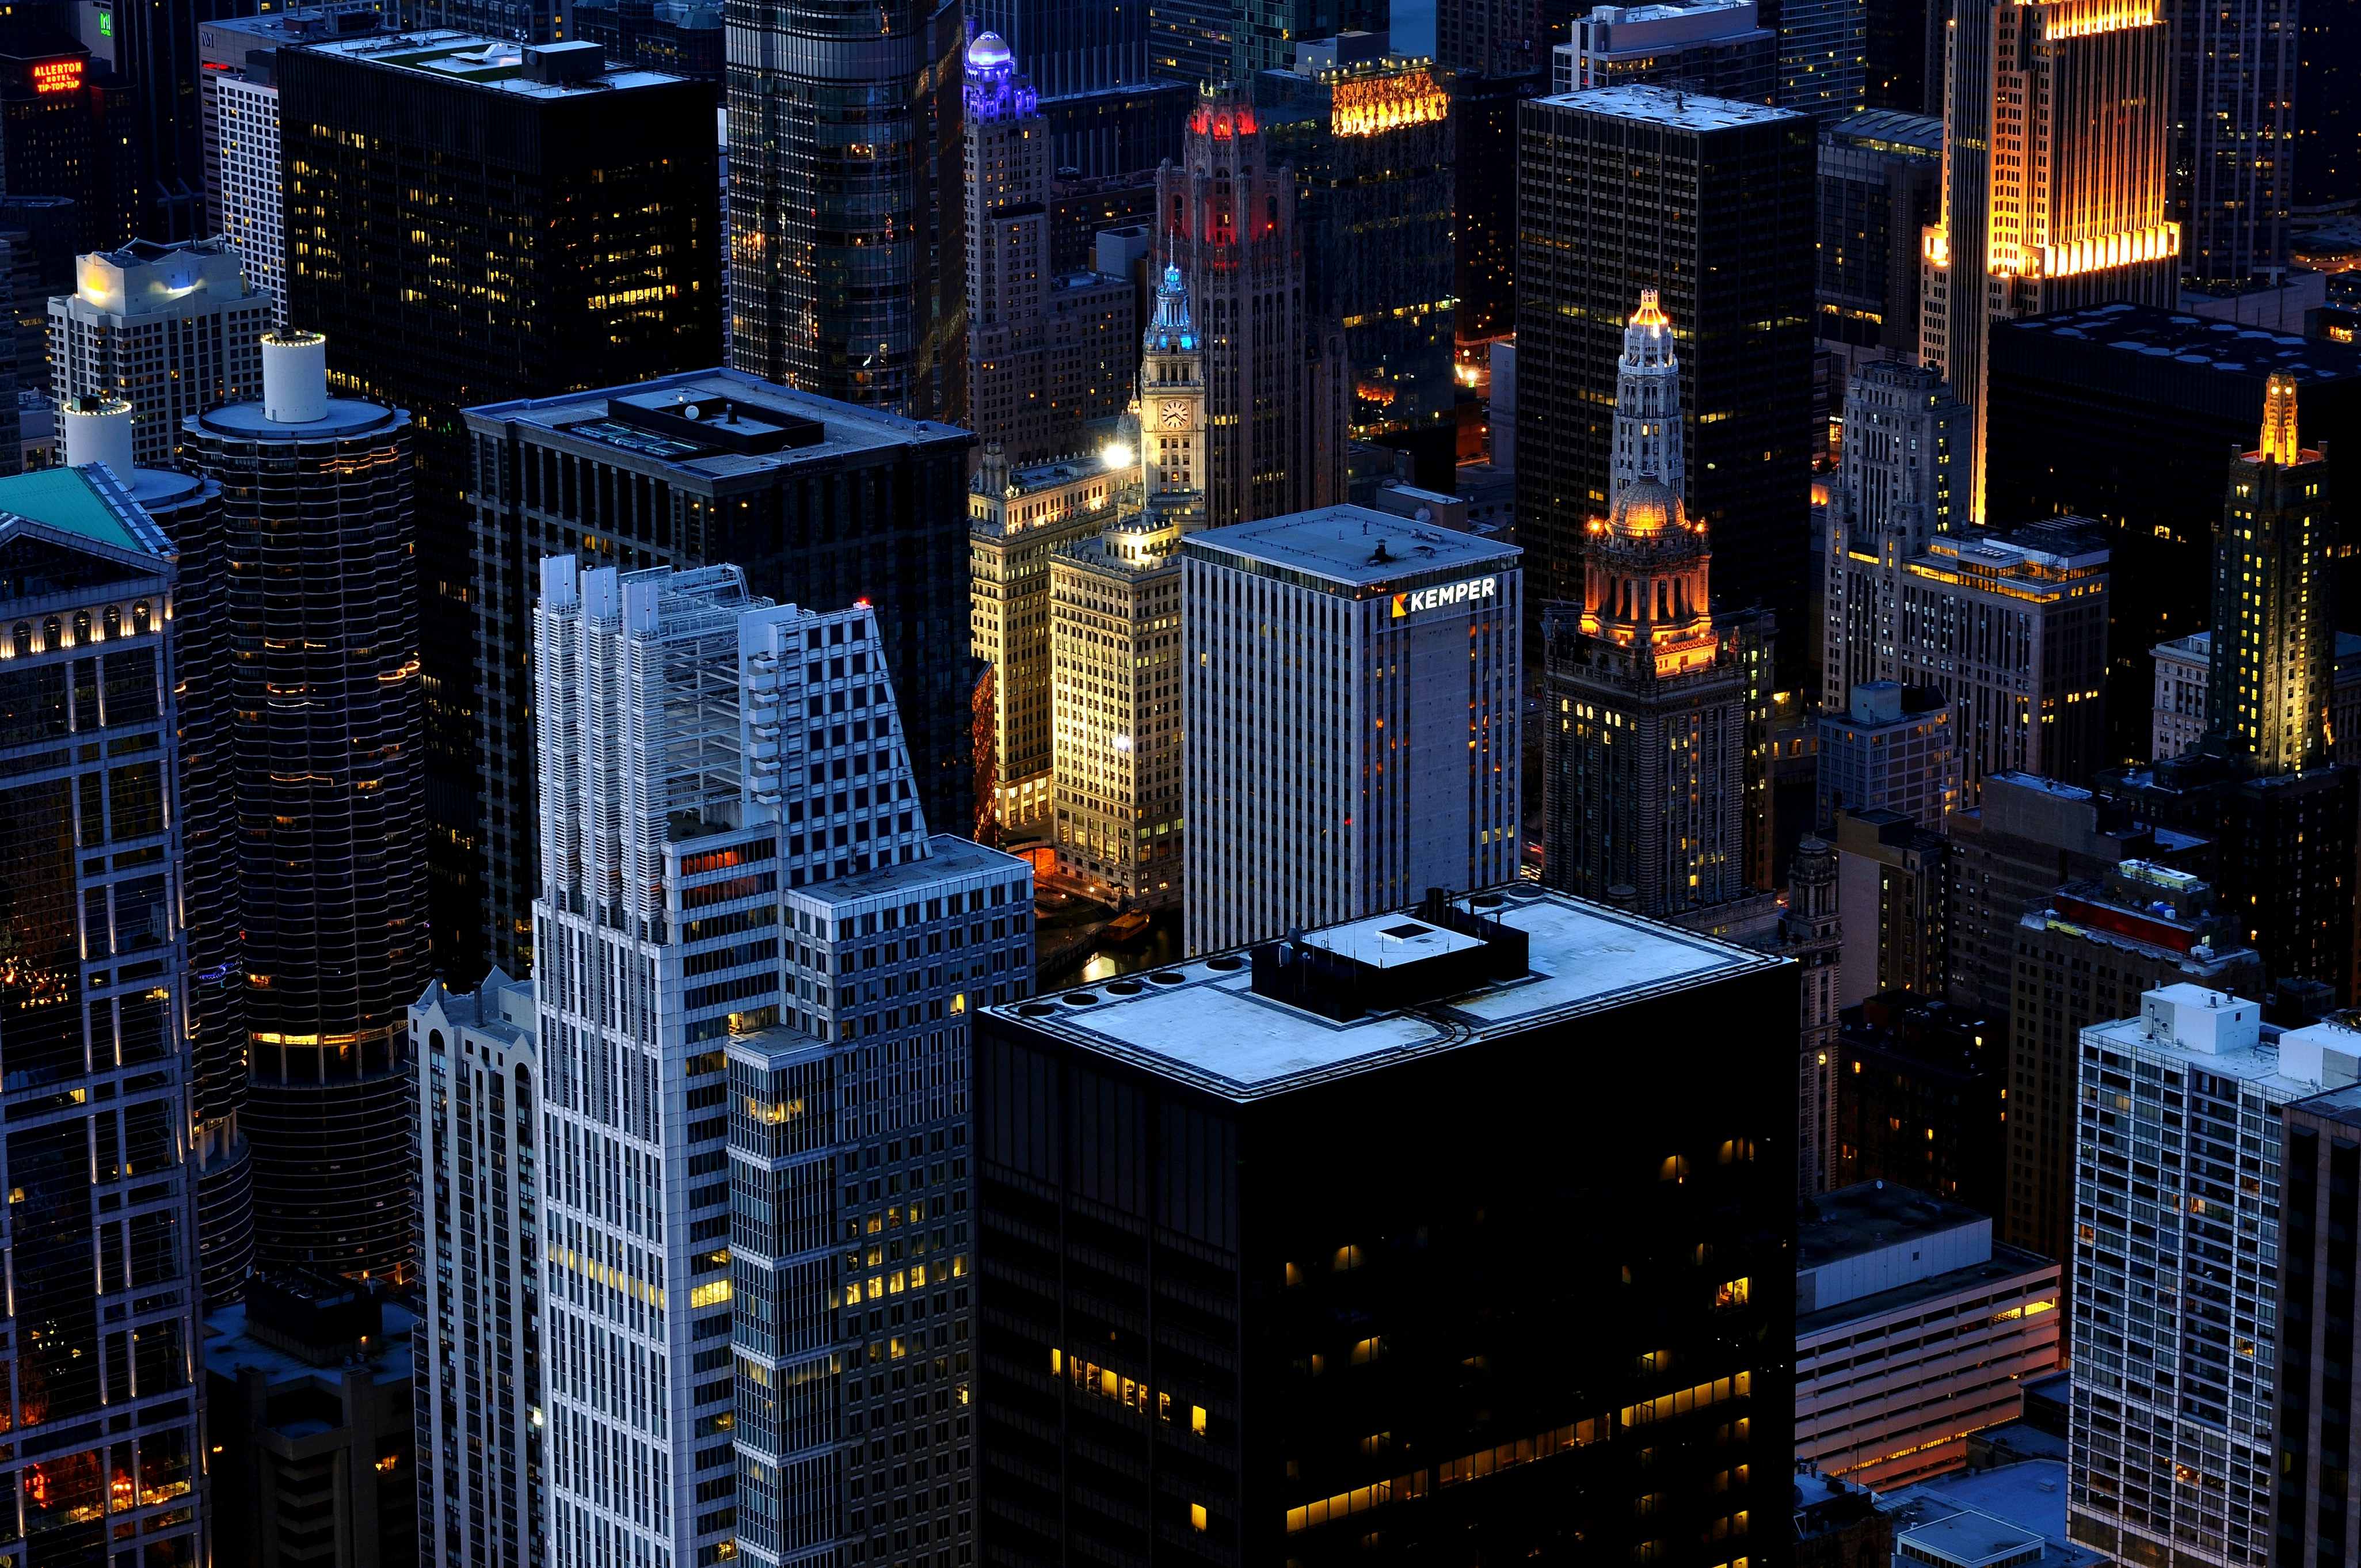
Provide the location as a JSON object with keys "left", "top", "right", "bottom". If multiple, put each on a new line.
{"left": 1145, "top": 265, "right": 1194, "bottom": 353}
{"left": 964, "top": 32, "right": 1037, "bottom": 121}
{"left": 1613, "top": 287, "right": 1685, "bottom": 506}
{"left": 2255, "top": 372, "right": 2308, "bottom": 466}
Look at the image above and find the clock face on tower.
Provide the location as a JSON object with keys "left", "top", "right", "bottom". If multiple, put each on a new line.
{"left": 1160, "top": 403, "right": 1191, "bottom": 429}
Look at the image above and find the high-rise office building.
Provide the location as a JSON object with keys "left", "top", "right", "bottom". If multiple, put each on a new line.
{"left": 2153, "top": 629, "right": 2361, "bottom": 768}
{"left": 48, "top": 238, "right": 270, "bottom": 467}
{"left": 1262, "top": 43, "right": 1459, "bottom": 483}
{"left": 2005, "top": 860, "right": 2261, "bottom": 1318}
{"left": 1157, "top": 83, "right": 1349, "bottom": 530}
{"left": 971, "top": 446, "right": 1129, "bottom": 832}
{"left": 0, "top": 462, "right": 206, "bottom": 1568}
{"left": 1834, "top": 989, "right": 2002, "bottom": 1211}
{"left": 463, "top": 370, "right": 977, "bottom": 979}
{"left": 1051, "top": 508, "right": 1186, "bottom": 904}
{"left": 411, "top": 969, "right": 543, "bottom": 1568}
{"left": 2104, "top": 377, "right": 2359, "bottom": 1001}
{"left": 2293, "top": 0, "right": 2357, "bottom": 215}
{"left": 0, "top": 194, "right": 79, "bottom": 389}
{"left": 1772, "top": 835, "right": 1845, "bottom": 1194}
{"left": 531, "top": 558, "right": 1031, "bottom": 1568}
{"left": 1816, "top": 680, "right": 1956, "bottom": 829}
{"left": 1814, "top": 111, "right": 1942, "bottom": 360}
{"left": 1436, "top": 0, "right": 1550, "bottom": 72}
{"left": 1232, "top": 4, "right": 1385, "bottom": 79}
{"left": 976, "top": 884, "right": 1795, "bottom": 1563}
{"left": 280, "top": 32, "right": 722, "bottom": 980}
{"left": 1446, "top": 66, "right": 1545, "bottom": 348}
{"left": 2168, "top": 0, "right": 2294, "bottom": 286}
{"left": 1515, "top": 86, "right": 1813, "bottom": 678}
{"left": 406, "top": 0, "right": 566, "bottom": 41}
{"left": 1984, "top": 305, "right": 2361, "bottom": 763}
{"left": 183, "top": 331, "right": 426, "bottom": 1283}
{"left": 2271, "top": 1062, "right": 2361, "bottom": 1565}
{"left": 0, "top": 18, "right": 135, "bottom": 252}
{"left": 572, "top": 0, "right": 726, "bottom": 88}
{"left": 1149, "top": 0, "right": 1232, "bottom": 88}
{"left": 1182, "top": 506, "right": 1522, "bottom": 955}
{"left": 1864, "top": 0, "right": 1942, "bottom": 111}
{"left": 1920, "top": 0, "right": 2177, "bottom": 523}
{"left": 1552, "top": 1, "right": 1777, "bottom": 101}
{"left": 729, "top": 0, "right": 965, "bottom": 421}
{"left": 1822, "top": 364, "right": 2109, "bottom": 798}
{"left": 2067, "top": 985, "right": 2288, "bottom": 1568}
{"left": 1832, "top": 808, "right": 1954, "bottom": 1003}
{"left": 1543, "top": 292, "right": 1755, "bottom": 919}
{"left": 1778, "top": 0, "right": 1867, "bottom": 121}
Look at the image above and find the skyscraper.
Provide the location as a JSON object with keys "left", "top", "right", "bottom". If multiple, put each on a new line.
{"left": 94, "top": 0, "right": 256, "bottom": 241}
{"left": 1515, "top": 86, "right": 1814, "bottom": 678}
{"left": 1815, "top": 681, "right": 1956, "bottom": 829}
{"left": 1814, "top": 111, "right": 1943, "bottom": 361}
{"left": 2168, "top": 0, "right": 2295, "bottom": 286}
{"left": 729, "top": 0, "right": 966, "bottom": 422}
{"left": 1262, "top": 43, "right": 1459, "bottom": 483}
{"left": 1435, "top": 0, "right": 1550, "bottom": 72}
{"left": 1544, "top": 292, "right": 1754, "bottom": 920}
{"left": 183, "top": 330, "right": 426, "bottom": 1283}
{"left": 1779, "top": 0, "right": 1867, "bottom": 121}
{"left": 0, "top": 462, "right": 205, "bottom": 1568}
{"left": 1446, "top": 66, "right": 1545, "bottom": 349}
{"left": 531, "top": 558, "right": 1031, "bottom": 1568}
{"left": 0, "top": 17, "right": 136, "bottom": 253}
{"left": 1182, "top": 507, "right": 1522, "bottom": 955}
{"left": 48, "top": 237, "right": 270, "bottom": 467}
{"left": 1553, "top": 1, "right": 1777, "bottom": 99}
{"left": 462, "top": 370, "right": 978, "bottom": 979}
{"left": 975, "top": 885, "right": 1795, "bottom": 1563}
{"left": 2067, "top": 985, "right": 2287, "bottom": 1568}
{"left": 1920, "top": 0, "right": 2177, "bottom": 522}
{"left": 1821, "top": 363, "right": 2111, "bottom": 797}
{"left": 411, "top": 970, "right": 544, "bottom": 1568}
{"left": 2103, "top": 376, "right": 2359, "bottom": 1000}
{"left": 966, "top": 0, "right": 1189, "bottom": 176}
{"left": 407, "top": 0, "right": 567, "bottom": 41}
{"left": 2271, "top": 1063, "right": 2361, "bottom": 1565}
{"left": 1157, "top": 84, "right": 1349, "bottom": 530}
{"left": 279, "top": 32, "right": 722, "bottom": 980}
{"left": 1777, "top": 836, "right": 1846, "bottom": 1194}
{"left": 2293, "top": 0, "right": 2358, "bottom": 215}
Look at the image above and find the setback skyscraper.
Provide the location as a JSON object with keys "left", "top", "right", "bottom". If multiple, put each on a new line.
{"left": 1920, "top": 0, "right": 2177, "bottom": 522}
{"left": 462, "top": 371, "right": 977, "bottom": 980}
{"left": 0, "top": 462, "right": 206, "bottom": 1568}
{"left": 975, "top": 885, "right": 1796, "bottom": 1563}
{"left": 531, "top": 559, "right": 1031, "bottom": 1568}
{"left": 1515, "top": 86, "right": 1813, "bottom": 679}
{"left": 1182, "top": 508, "right": 1522, "bottom": 955}
{"left": 184, "top": 331, "right": 426, "bottom": 1282}
{"left": 278, "top": 32, "right": 722, "bottom": 980}
{"left": 730, "top": 0, "right": 966, "bottom": 422}
{"left": 1157, "top": 84, "right": 1349, "bottom": 530}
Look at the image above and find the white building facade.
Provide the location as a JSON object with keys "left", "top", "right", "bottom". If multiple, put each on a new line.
{"left": 1182, "top": 506, "right": 1522, "bottom": 954}
{"left": 48, "top": 238, "right": 271, "bottom": 466}
{"left": 413, "top": 969, "right": 545, "bottom": 1568}
{"left": 532, "top": 559, "right": 1031, "bottom": 1568}
{"left": 212, "top": 73, "right": 288, "bottom": 329}
{"left": 2067, "top": 985, "right": 2289, "bottom": 1568}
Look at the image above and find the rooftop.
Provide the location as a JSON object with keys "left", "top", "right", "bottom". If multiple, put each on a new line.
{"left": 1536, "top": 82, "right": 1808, "bottom": 131}
{"left": 294, "top": 30, "right": 687, "bottom": 96}
{"left": 464, "top": 370, "right": 969, "bottom": 483}
{"left": 1998, "top": 302, "right": 2361, "bottom": 385}
{"left": 0, "top": 465, "right": 170, "bottom": 555}
{"left": 1186, "top": 503, "right": 1518, "bottom": 591}
{"left": 1798, "top": 1181, "right": 1989, "bottom": 1269}
{"left": 2291, "top": 1080, "right": 2361, "bottom": 1126}
{"left": 1880, "top": 1460, "right": 2107, "bottom": 1568}
{"left": 2153, "top": 628, "right": 2361, "bottom": 672}
{"left": 985, "top": 885, "right": 1780, "bottom": 1101}
{"left": 202, "top": 1296, "right": 417, "bottom": 1410}
{"left": 790, "top": 834, "right": 1030, "bottom": 914}
{"left": 1823, "top": 108, "right": 1943, "bottom": 156}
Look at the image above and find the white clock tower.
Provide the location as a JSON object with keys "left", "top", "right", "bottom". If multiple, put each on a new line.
{"left": 1139, "top": 264, "right": 1206, "bottom": 527}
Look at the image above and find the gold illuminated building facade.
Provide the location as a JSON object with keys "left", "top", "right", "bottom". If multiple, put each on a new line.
{"left": 1920, "top": 0, "right": 2176, "bottom": 519}
{"left": 2210, "top": 374, "right": 2334, "bottom": 777}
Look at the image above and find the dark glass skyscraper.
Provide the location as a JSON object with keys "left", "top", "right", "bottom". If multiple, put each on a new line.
{"left": 1514, "top": 85, "right": 1815, "bottom": 682}
{"left": 92, "top": 0, "right": 256, "bottom": 240}
{"left": 730, "top": 0, "right": 968, "bottom": 423}
{"left": 0, "top": 16, "right": 136, "bottom": 253}
{"left": 184, "top": 332, "right": 428, "bottom": 1284}
{"left": 278, "top": 33, "right": 723, "bottom": 980}
{"left": 0, "top": 463, "right": 205, "bottom": 1568}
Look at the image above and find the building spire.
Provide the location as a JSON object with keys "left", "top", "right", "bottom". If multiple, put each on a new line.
{"left": 2259, "top": 371, "right": 2301, "bottom": 466}
{"left": 1612, "top": 287, "right": 1684, "bottom": 505}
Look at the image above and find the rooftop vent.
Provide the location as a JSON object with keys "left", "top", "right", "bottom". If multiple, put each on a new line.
{"left": 522, "top": 40, "right": 606, "bottom": 83}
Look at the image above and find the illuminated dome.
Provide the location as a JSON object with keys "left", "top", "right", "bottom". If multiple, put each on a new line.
{"left": 1610, "top": 475, "right": 1682, "bottom": 536}
{"left": 966, "top": 32, "right": 1012, "bottom": 70}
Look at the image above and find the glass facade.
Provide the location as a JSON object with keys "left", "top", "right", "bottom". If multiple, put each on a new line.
{"left": 1776, "top": 0, "right": 1867, "bottom": 124}
{"left": 0, "top": 466, "right": 204, "bottom": 1568}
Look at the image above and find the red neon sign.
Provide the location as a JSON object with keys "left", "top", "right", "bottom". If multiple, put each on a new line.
{"left": 31, "top": 58, "right": 83, "bottom": 94}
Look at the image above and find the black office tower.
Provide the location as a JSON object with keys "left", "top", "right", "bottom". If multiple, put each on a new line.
{"left": 968, "top": 0, "right": 1189, "bottom": 178}
{"left": 730, "top": 0, "right": 966, "bottom": 422}
{"left": 94, "top": 0, "right": 255, "bottom": 241}
{"left": 0, "top": 17, "right": 136, "bottom": 252}
{"left": 2272, "top": 1083, "right": 2361, "bottom": 1566}
{"left": 975, "top": 887, "right": 1796, "bottom": 1565}
{"left": 1449, "top": 67, "right": 1544, "bottom": 348}
{"left": 2294, "top": 0, "right": 2358, "bottom": 214}
{"left": 1515, "top": 86, "right": 1814, "bottom": 683}
{"left": 1986, "top": 304, "right": 2361, "bottom": 766}
{"left": 279, "top": 35, "right": 722, "bottom": 980}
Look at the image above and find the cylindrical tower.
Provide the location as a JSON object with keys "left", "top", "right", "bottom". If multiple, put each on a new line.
{"left": 182, "top": 333, "right": 424, "bottom": 1284}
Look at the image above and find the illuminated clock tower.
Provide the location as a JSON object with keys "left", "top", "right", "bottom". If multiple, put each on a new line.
{"left": 1139, "top": 264, "right": 1206, "bottom": 528}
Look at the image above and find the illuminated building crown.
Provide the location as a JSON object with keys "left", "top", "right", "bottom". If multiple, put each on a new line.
{"left": 1145, "top": 265, "right": 1194, "bottom": 353}
{"left": 1613, "top": 288, "right": 1685, "bottom": 505}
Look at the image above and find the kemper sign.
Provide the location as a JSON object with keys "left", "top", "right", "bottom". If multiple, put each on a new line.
{"left": 1392, "top": 575, "right": 1498, "bottom": 618}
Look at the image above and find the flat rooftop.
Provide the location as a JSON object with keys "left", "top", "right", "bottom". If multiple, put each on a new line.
{"left": 1535, "top": 82, "right": 1808, "bottom": 131}
{"left": 1997, "top": 302, "right": 2361, "bottom": 385}
{"left": 295, "top": 29, "right": 687, "bottom": 95}
{"left": 987, "top": 885, "right": 1781, "bottom": 1101}
{"left": 792, "top": 835, "right": 1029, "bottom": 912}
{"left": 1825, "top": 109, "right": 1942, "bottom": 155}
{"left": 1880, "top": 1460, "right": 2107, "bottom": 1568}
{"left": 464, "top": 370, "right": 970, "bottom": 483}
{"left": 1186, "top": 504, "right": 1519, "bottom": 590}
{"left": 1798, "top": 1182, "right": 1987, "bottom": 1269}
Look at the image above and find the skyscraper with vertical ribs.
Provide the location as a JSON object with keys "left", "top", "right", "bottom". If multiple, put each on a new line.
{"left": 183, "top": 330, "right": 426, "bottom": 1282}
{"left": 1156, "top": 85, "right": 1347, "bottom": 530}
{"left": 730, "top": 0, "right": 967, "bottom": 422}
{"left": 1920, "top": 0, "right": 2177, "bottom": 521}
{"left": 1544, "top": 292, "right": 1750, "bottom": 919}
